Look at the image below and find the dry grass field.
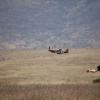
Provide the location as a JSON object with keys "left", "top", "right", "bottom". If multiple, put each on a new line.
{"left": 0, "top": 84, "right": 100, "bottom": 100}
{"left": 0, "top": 48, "right": 100, "bottom": 85}
{"left": 0, "top": 48, "right": 100, "bottom": 100}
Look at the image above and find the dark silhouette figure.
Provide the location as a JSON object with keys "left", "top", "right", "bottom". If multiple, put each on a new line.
{"left": 97, "top": 65, "right": 100, "bottom": 71}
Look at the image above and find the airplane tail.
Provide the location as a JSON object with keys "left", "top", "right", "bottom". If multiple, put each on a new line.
{"left": 48, "top": 46, "right": 51, "bottom": 50}
{"left": 64, "top": 49, "right": 69, "bottom": 53}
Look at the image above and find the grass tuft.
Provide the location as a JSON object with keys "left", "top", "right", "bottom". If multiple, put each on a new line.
{"left": 93, "top": 78, "right": 100, "bottom": 83}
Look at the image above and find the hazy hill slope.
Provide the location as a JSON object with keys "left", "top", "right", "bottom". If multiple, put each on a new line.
{"left": 0, "top": 0, "right": 100, "bottom": 49}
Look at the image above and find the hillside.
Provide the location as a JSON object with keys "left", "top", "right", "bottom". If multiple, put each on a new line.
{"left": 0, "top": 0, "right": 100, "bottom": 49}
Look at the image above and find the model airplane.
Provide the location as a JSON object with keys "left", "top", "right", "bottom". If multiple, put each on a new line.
{"left": 48, "top": 46, "right": 69, "bottom": 54}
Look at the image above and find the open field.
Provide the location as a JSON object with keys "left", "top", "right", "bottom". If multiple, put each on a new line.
{"left": 0, "top": 48, "right": 100, "bottom": 85}
{"left": 0, "top": 48, "right": 100, "bottom": 100}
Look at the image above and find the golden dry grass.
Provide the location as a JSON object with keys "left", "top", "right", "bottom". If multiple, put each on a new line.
{"left": 0, "top": 48, "right": 100, "bottom": 100}
{"left": 0, "top": 84, "right": 100, "bottom": 100}
{"left": 0, "top": 48, "right": 100, "bottom": 85}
